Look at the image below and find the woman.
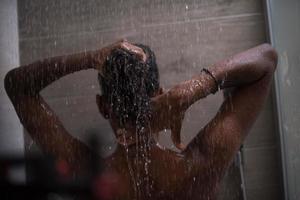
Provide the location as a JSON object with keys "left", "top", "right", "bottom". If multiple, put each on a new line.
{"left": 5, "top": 40, "right": 277, "bottom": 200}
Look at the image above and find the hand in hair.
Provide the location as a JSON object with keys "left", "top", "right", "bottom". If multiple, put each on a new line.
{"left": 151, "top": 88, "right": 190, "bottom": 150}
{"left": 151, "top": 72, "right": 217, "bottom": 150}
{"left": 94, "top": 39, "right": 146, "bottom": 74}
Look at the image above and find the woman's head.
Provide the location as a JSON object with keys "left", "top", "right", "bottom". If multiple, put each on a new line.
{"left": 97, "top": 44, "right": 160, "bottom": 128}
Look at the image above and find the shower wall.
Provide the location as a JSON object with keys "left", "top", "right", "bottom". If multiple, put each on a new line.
{"left": 17, "top": 0, "right": 282, "bottom": 199}
{"left": 0, "top": 0, "right": 23, "bottom": 156}
{"left": 266, "top": 1, "right": 300, "bottom": 199}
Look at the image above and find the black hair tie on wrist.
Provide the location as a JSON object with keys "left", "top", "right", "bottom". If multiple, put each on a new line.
{"left": 201, "top": 68, "right": 219, "bottom": 94}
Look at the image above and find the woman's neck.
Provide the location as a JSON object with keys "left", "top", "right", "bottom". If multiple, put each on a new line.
{"left": 115, "top": 128, "right": 157, "bottom": 149}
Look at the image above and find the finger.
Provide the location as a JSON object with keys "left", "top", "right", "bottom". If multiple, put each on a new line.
{"left": 120, "top": 43, "right": 146, "bottom": 62}
{"left": 120, "top": 42, "right": 136, "bottom": 51}
{"left": 176, "top": 143, "right": 186, "bottom": 151}
{"left": 170, "top": 120, "right": 183, "bottom": 150}
{"left": 139, "top": 51, "right": 147, "bottom": 62}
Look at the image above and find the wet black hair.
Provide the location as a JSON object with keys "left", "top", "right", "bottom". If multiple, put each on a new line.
{"left": 98, "top": 44, "right": 159, "bottom": 128}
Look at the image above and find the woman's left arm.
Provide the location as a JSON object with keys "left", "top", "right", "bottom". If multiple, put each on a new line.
{"left": 4, "top": 40, "right": 145, "bottom": 173}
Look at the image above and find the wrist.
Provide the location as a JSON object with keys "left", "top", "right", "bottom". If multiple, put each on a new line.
{"left": 91, "top": 49, "right": 107, "bottom": 72}
{"left": 200, "top": 68, "right": 220, "bottom": 94}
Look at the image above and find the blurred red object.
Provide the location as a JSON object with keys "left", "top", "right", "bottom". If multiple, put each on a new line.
{"left": 93, "top": 171, "right": 125, "bottom": 200}
{"left": 55, "top": 159, "right": 70, "bottom": 179}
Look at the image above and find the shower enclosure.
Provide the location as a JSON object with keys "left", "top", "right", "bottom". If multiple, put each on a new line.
{"left": 1, "top": 0, "right": 290, "bottom": 199}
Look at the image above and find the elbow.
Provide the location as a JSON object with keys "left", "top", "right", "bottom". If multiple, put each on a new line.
{"left": 4, "top": 69, "right": 20, "bottom": 100}
{"left": 4, "top": 70, "right": 14, "bottom": 96}
{"left": 261, "top": 43, "right": 278, "bottom": 73}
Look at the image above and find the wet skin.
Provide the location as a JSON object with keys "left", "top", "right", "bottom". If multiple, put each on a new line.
{"left": 5, "top": 40, "right": 277, "bottom": 200}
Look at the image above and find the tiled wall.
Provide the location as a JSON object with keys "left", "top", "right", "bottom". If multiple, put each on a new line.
{"left": 17, "top": 0, "right": 283, "bottom": 199}
{"left": 0, "top": 0, "right": 23, "bottom": 156}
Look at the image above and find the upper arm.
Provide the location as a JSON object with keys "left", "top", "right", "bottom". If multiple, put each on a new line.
{"left": 184, "top": 71, "right": 274, "bottom": 169}
{"left": 8, "top": 94, "right": 93, "bottom": 172}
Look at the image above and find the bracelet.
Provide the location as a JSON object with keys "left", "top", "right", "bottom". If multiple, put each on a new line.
{"left": 201, "top": 68, "right": 219, "bottom": 94}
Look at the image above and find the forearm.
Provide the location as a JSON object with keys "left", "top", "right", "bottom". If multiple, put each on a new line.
{"left": 5, "top": 50, "right": 100, "bottom": 97}
{"left": 169, "top": 73, "right": 217, "bottom": 108}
